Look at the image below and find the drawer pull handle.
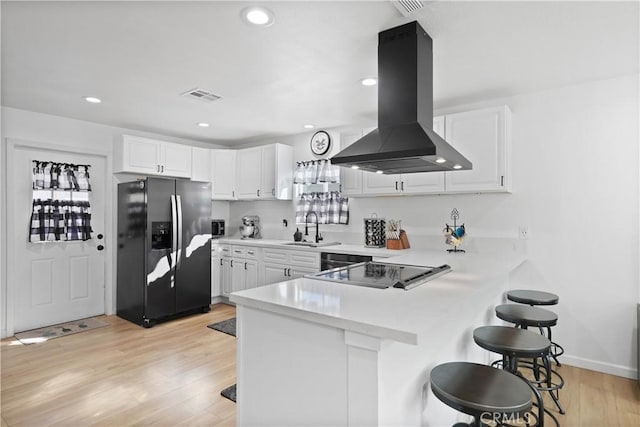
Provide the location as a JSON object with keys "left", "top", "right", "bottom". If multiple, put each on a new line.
{"left": 247, "top": 250, "right": 255, "bottom": 255}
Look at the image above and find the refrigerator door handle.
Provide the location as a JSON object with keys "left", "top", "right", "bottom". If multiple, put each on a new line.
{"left": 176, "top": 195, "right": 183, "bottom": 272}
{"left": 170, "top": 194, "right": 178, "bottom": 288}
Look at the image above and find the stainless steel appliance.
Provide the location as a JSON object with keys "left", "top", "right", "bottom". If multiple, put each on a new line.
{"left": 211, "top": 219, "right": 225, "bottom": 238}
{"left": 116, "top": 178, "right": 212, "bottom": 327}
{"left": 320, "top": 252, "right": 372, "bottom": 271}
{"left": 240, "top": 215, "right": 261, "bottom": 239}
{"left": 308, "top": 261, "right": 451, "bottom": 290}
{"left": 331, "top": 21, "right": 472, "bottom": 174}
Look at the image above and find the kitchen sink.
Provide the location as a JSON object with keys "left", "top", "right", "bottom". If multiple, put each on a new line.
{"left": 284, "top": 241, "right": 342, "bottom": 248}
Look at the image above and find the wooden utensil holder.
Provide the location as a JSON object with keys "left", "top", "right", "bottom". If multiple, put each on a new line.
{"left": 386, "top": 230, "right": 410, "bottom": 250}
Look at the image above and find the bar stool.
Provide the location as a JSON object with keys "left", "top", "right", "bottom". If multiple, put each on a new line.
{"left": 473, "top": 325, "right": 566, "bottom": 425}
{"left": 496, "top": 303, "right": 564, "bottom": 365}
{"left": 506, "top": 290, "right": 558, "bottom": 306}
{"left": 430, "top": 362, "right": 534, "bottom": 427}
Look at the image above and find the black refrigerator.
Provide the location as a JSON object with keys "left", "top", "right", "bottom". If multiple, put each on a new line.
{"left": 117, "top": 177, "right": 211, "bottom": 327}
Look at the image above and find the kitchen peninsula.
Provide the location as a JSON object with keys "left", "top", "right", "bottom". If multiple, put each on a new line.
{"left": 230, "top": 249, "right": 525, "bottom": 426}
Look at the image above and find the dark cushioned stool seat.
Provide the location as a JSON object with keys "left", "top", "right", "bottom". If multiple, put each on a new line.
{"left": 507, "top": 290, "right": 559, "bottom": 306}
{"left": 496, "top": 304, "right": 558, "bottom": 328}
{"left": 430, "top": 362, "right": 532, "bottom": 425}
{"left": 474, "top": 326, "right": 551, "bottom": 358}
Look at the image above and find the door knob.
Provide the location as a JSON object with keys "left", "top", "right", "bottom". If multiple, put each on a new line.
{"left": 97, "top": 245, "right": 105, "bottom": 251}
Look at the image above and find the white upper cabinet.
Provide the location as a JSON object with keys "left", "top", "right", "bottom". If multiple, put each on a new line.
{"left": 115, "top": 135, "right": 191, "bottom": 178}
{"left": 444, "top": 105, "right": 511, "bottom": 193}
{"left": 211, "top": 149, "right": 237, "bottom": 200}
{"left": 338, "top": 129, "right": 367, "bottom": 195}
{"left": 236, "top": 147, "right": 262, "bottom": 199}
{"left": 191, "top": 147, "right": 211, "bottom": 182}
{"left": 236, "top": 143, "right": 293, "bottom": 200}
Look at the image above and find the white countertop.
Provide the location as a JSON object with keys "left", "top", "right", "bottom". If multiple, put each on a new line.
{"left": 213, "top": 237, "right": 404, "bottom": 257}
{"left": 230, "top": 249, "right": 525, "bottom": 345}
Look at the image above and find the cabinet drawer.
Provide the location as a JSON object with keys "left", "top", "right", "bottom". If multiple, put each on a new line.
{"left": 245, "top": 247, "right": 259, "bottom": 260}
{"left": 263, "top": 247, "right": 319, "bottom": 268}
{"left": 263, "top": 248, "right": 288, "bottom": 263}
{"left": 290, "top": 252, "right": 319, "bottom": 268}
{"left": 231, "top": 245, "right": 246, "bottom": 257}
{"left": 220, "top": 244, "right": 232, "bottom": 257}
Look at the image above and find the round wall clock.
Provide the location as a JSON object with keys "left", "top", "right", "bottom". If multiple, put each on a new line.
{"left": 310, "top": 130, "right": 331, "bottom": 156}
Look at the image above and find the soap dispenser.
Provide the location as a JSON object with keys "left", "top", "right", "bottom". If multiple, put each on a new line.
{"left": 293, "top": 228, "right": 303, "bottom": 242}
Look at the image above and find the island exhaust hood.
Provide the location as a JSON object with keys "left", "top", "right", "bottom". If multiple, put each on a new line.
{"left": 331, "top": 21, "right": 472, "bottom": 174}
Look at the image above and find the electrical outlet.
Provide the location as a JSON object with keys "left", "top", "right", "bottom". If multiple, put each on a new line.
{"left": 519, "top": 226, "right": 528, "bottom": 240}
{"left": 282, "top": 219, "right": 288, "bottom": 227}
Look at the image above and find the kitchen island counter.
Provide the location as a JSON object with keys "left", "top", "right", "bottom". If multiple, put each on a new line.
{"left": 230, "top": 249, "right": 525, "bottom": 426}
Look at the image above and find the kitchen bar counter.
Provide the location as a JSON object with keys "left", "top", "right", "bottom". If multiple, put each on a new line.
{"left": 230, "top": 249, "right": 525, "bottom": 426}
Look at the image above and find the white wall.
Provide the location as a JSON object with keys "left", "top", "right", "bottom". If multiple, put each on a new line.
{"left": 0, "top": 106, "right": 225, "bottom": 338}
{"left": 230, "top": 74, "right": 640, "bottom": 378}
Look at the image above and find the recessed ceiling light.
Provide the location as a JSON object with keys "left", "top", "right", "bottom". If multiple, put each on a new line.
{"left": 435, "top": 157, "right": 446, "bottom": 164}
{"left": 242, "top": 6, "right": 275, "bottom": 26}
{"left": 83, "top": 96, "right": 101, "bottom": 104}
{"left": 453, "top": 164, "right": 462, "bottom": 169}
{"left": 303, "top": 124, "right": 315, "bottom": 129}
{"left": 351, "top": 165, "right": 360, "bottom": 170}
{"left": 360, "top": 78, "right": 377, "bottom": 86}
{"left": 376, "top": 170, "right": 384, "bottom": 174}
{"left": 197, "top": 122, "right": 210, "bottom": 128}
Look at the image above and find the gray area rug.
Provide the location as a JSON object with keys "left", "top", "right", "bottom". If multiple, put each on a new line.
{"left": 207, "top": 317, "right": 236, "bottom": 337}
{"left": 221, "top": 384, "right": 237, "bottom": 403}
{"left": 208, "top": 318, "right": 237, "bottom": 403}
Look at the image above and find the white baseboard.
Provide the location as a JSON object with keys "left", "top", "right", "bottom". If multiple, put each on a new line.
{"left": 562, "top": 354, "right": 638, "bottom": 380}
{"left": 211, "top": 296, "right": 225, "bottom": 305}
{"left": 1, "top": 329, "right": 6, "bottom": 339}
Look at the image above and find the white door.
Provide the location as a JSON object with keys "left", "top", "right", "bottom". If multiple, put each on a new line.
{"left": 260, "top": 145, "right": 276, "bottom": 199}
{"left": 362, "top": 171, "right": 400, "bottom": 195}
{"left": 262, "top": 262, "right": 287, "bottom": 286}
{"left": 9, "top": 147, "right": 106, "bottom": 332}
{"left": 338, "top": 131, "right": 363, "bottom": 195}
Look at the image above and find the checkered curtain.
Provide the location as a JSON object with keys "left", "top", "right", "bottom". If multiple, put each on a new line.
{"left": 293, "top": 160, "right": 340, "bottom": 184}
{"left": 29, "top": 161, "right": 92, "bottom": 242}
{"left": 295, "top": 192, "right": 348, "bottom": 225}
{"left": 32, "top": 161, "right": 91, "bottom": 191}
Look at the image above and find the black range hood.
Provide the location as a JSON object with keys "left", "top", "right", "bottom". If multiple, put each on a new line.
{"left": 331, "top": 21, "right": 472, "bottom": 174}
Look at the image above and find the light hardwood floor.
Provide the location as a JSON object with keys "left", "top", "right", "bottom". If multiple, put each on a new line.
{"left": 2, "top": 304, "right": 639, "bottom": 426}
{"left": 1, "top": 304, "right": 237, "bottom": 426}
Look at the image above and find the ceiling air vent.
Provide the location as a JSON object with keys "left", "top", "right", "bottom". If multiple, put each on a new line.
{"left": 391, "top": 0, "right": 425, "bottom": 17}
{"left": 181, "top": 88, "right": 222, "bottom": 103}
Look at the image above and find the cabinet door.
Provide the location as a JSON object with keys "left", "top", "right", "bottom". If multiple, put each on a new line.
{"left": 231, "top": 258, "right": 245, "bottom": 292}
{"left": 211, "top": 149, "right": 237, "bottom": 200}
{"left": 444, "top": 106, "right": 510, "bottom": 193}
{"left": 338, "top": 131, "right": 363, "bottom": 195}
{"left": 211, "top": 256, "right": 221, "bottom": 297}
{"left": 244, "top": 260, "right": 259, "bottom": 290}
{"left": 236, "top": 147, "right": 262, "bottom": 199}
{"left": 162, "top": 142, "right": 192, "bottom": 178}
{"left": 118, "top": 136, "right": 162, "bottom": 174}
{"left": 362, "top": 171, "right": 401, "bottom": 195}
{"left": 220, "top": 258, "right": 232, "bottom": 296}
{"left": 260, "top": 144, "right": 276, "bottom": 199}
{"left": 262, "top": 262, "right": 287, "bottom": 286}
{"left": 191, "top": 147, "right": 211, "bottom": 182}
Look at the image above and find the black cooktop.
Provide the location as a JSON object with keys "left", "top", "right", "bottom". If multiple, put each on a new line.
{"left": 308, "top": 261, "right": 451, "bottom": 290}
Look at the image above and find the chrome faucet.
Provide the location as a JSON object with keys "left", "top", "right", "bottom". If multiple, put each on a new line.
{"left": 304, "top": 211, "right": 323, "bottom": 244}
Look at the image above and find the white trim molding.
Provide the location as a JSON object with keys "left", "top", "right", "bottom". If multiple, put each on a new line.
{"left": 562, "top": 353, "right": 638, "bottom": 380}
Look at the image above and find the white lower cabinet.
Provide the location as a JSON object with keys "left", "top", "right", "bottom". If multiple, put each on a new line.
{"left": 262, "top": 248, "right": 319, "bottom": 286}
{"left": 220, "top": 244, "right": 261, "bottom": 296}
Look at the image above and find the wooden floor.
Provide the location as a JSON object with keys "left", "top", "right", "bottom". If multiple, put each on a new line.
{"left": 1, "top": 304, "right": 237, "bottom": 426}
{"left": 1, "top": 303, "right": 639, "bottom": 426}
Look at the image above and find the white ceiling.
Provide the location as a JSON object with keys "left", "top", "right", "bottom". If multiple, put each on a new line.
{"left": 2, "top": 1, "right": 638, "bottom": 145}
